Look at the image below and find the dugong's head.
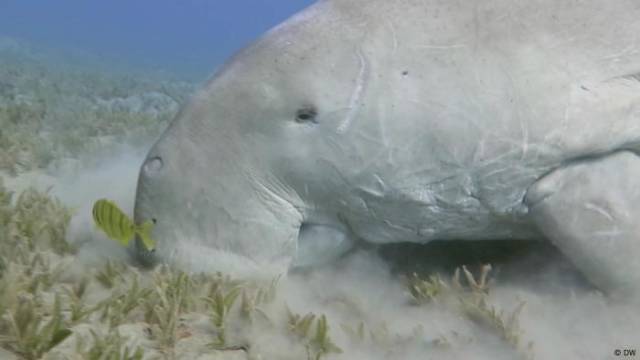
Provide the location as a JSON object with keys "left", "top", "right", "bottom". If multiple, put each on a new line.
{"left": 133, "top": 1, "right": 371, "bottom": 277}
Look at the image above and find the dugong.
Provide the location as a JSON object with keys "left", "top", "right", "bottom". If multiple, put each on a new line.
{"left": 134, "top": 0, "right": 640, "bottom": 296}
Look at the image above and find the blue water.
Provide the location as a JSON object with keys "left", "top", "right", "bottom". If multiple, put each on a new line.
{"left": 0, "top": 0, "right": 315, "bottom": 78}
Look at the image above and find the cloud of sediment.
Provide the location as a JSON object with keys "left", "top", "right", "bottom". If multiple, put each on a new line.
{"left": 47, "top": 143, "right": 640, "bottom": 360}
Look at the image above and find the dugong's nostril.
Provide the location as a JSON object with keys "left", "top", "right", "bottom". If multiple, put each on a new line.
{"left": 143, "top": 156, "right": 163, "bottom": 175}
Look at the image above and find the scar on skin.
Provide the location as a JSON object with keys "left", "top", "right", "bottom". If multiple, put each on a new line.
{"left": 337, "top": 49, "right": 369, "bottom": 134}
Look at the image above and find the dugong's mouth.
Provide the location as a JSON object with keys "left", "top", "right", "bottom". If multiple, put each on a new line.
{"left": 132, "top": 233, "right": 156, "bottom": 267}
{"left": 130, "top": 217, "right": 292, "bottom": 279}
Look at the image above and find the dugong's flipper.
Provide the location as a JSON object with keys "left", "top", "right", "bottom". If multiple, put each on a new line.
{"left": 525, "top": 151, "right": 640, "bottom": 298}
{"left": 292, "top": 223, "right": 356, "bottom": 269}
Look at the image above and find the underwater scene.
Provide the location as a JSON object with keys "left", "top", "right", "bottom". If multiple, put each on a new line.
{"left": 1, "top": 1, "right": 639, "bottom": 359}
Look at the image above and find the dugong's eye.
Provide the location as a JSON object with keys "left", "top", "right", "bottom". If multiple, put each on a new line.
{"left": 295, "top": 107, "right": 318, "bottom": 124}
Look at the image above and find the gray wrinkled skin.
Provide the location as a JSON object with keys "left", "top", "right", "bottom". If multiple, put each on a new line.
{"left": 134, "top": 0, "right": 640, "bottom": 294}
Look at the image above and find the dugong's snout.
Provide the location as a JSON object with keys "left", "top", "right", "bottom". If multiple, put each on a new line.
{"left": 133, "top": 143, "right": 304, "bottom": 278}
